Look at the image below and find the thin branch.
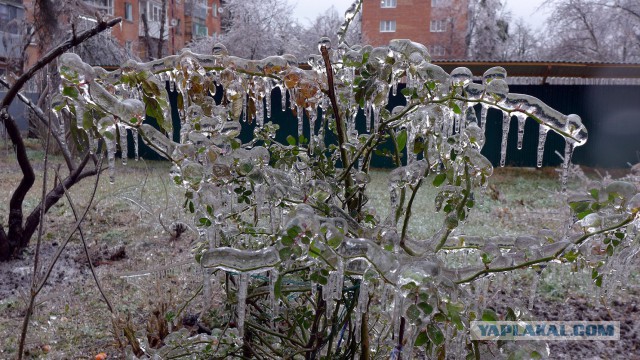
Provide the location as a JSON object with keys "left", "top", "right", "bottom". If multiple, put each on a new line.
{"left": 54, "top": 166, "right": 113, "bottom": 313}
{"left": 320, "top": 45, "right": 356, "bottom": 213}
{"left": 17, "top": 153, "right": 105, "bottom": 358}
{"left": 454, "top": 214, "right": 636, "bottom": 284}
{"left": 21, "top": 151, "right": 97, "bottom": 247}
{"left": 17, "top": 100, "right": 55, "bottom": 359}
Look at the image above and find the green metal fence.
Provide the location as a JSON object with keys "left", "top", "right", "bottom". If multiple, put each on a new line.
{"left": 135, "top": 83, "right": 640, "bottom": 169}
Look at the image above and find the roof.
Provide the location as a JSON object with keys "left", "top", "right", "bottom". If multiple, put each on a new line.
{"left": 432, "top": 60, "right": 640, "bottom": 79}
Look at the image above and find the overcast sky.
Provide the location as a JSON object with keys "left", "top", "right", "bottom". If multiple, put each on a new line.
{"left": 292, "top": 0, "right": 550, "bottom": 30}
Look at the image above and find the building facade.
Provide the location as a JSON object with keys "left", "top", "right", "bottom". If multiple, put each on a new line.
{"left": 0, "top": 0, "right": 27, "bottom": 75}
{"left": 0, "top": 0, "right": 222, "bottom": 75}
{"left": 82, "top": 0, "right": 223, "bottom": 60}
{"left": 362, "top": 0, "right": 468, "bottom": 59}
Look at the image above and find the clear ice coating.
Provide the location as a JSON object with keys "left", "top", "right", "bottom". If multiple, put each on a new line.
{"left": 53, "top": 31, "right": 616, "bottom": 359}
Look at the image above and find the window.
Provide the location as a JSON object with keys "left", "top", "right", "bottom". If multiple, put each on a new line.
{"left": 431, "top": 0, "right": 448, "bottom": 6}
{"left": 124, "top": 2, "right": 133, "bottom": 21}
{"left": 151, "top": 3, "right": 162, "bottom": 22}
{"left": 212, "top": 3, "right": 217, "bottom": 17}
{"left": 0, "top": 3, "right": 25, "bottom": 34}
{"left": 429, "top": 45, "right": 446, "bottom": 57}
{"left": 381, "top": 0, "right": 396, "bottom": 8}
{"left": 379, "top": 20, "right": 396, "bottom": 32}
{"left": 125, "top": 40, "right": 133, "bottom": 53}
{"left": 430, "top": 19, "right": 447, "bottom": 32}
{"left": 193, "top": 21, "right": 208, "bottom": 38}
{"left": 83, "top": 0, "right": 114, "bottom": 15}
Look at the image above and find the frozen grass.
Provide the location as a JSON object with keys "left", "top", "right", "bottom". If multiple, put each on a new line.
{"left": 365, "top": 167, "right": 575, "bottom": 240}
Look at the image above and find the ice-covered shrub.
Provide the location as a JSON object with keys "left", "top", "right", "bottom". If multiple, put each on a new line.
{"left": 56, "top": 2, "right": 639, "bottom": 358}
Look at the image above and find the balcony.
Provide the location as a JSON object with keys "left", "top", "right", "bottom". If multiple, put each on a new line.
{"left": 185, "top": 0, "right": 208, "bottom": 20}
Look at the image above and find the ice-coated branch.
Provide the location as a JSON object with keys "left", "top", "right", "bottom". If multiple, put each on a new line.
{"left": 452, "top": 213, "right": 637, "bottom": 284}
{"left": 1, "top": 17, "right": 122, "bottom": 110}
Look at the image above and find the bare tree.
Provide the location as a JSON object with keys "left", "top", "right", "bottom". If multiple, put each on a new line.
{"left": 502, "top": 19, "right": 541, "bottom": 60}
{"left": 541, "top": 0, "right": 640, "bottom": 62}
{"left": 295, "top": 6, "right": 361, "bottom": 58}
{"left": 0, "top": 0, "right": 130, "bottom": 261}
{"left": 466, "top": 0, "right": 510, "bottom": 60}
{"left": 0, "top": 17, "right": 122, "bottom": 261}
{"left": 220, "top": 0, "right": 301, "bottom": 60}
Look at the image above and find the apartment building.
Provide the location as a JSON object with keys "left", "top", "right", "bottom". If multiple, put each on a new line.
{"left": 82, "top": 0, "right": 222, "bottom": 60}
{"left": 0, "top": 0, "right": 222, "bottom": 75}
{"left": 362, "top": 0, "right": 468, "bottom": 59}
{"left": 0, "top": 0, "right": 26, "bottom": 75}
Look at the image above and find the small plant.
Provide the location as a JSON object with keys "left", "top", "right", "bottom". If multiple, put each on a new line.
{"left": 57, "top": 1, "right": 639, "bottom": 358}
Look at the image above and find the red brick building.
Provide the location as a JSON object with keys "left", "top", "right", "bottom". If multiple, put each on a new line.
{"left": 362, "top": 0, "right": 468, "bottom": 59}
{"left": 0, "top": 0, "right": 223, "bottom": 75}
{"left": 84, "top": 0, "right": 223, "bottom": 60}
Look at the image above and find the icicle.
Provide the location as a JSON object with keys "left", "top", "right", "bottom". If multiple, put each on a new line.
{"left": 373, "top": 105, "right": 381, "bottom": 133}
{"left": 265, "top": 80, "right": 273, "bottom": 119}
{"left": 500, "top": 112, "right": 510, "bottom": 167}
{"left": 129, "top": 127, "right": 138, "bottom": 161}
{"left": 297, "top": 105, "right": 304, "bottom": 141}
{"left": 325, "top": 289, "right": 335, "bottom": 319}
{"left": 257, "top": 96, "right": 264, "bottom": 128}
{"left": 354, "top": 279, "right": 368, "bottom": 343}
{"left": 528, "top": 272, "right": 540, "bottom": 310}
{"left": 561, "top": 141, "right": 575, "bottom": 191}
{"left": 270, "top": 269, "right": 279, "bottom": 318}
{"left": 480, "top": 104, "right": 488, "bottom": 130}
{"left": 365, "top": 101, "right": 371, "bottom": 133}
{"left": 237, "top": 273, "right": 249, "bottom": 338}
{"left": 208, "top": 224, "right": 218, "bottom": 248}
{"left": 407, "top": 124, "right": 416, "bottom": 164}
{"left": 403, "top": 325, "right": 417, "bottom": 360}
{"left": 119, "top": 124, "right": 128, "bottom": 165}
{"left": 308, "top": 108, "right": 316, "bottom": 154}
{"left": 516, "top": 114, "right": 527, "bottom": 150}
{"left": 391, "top": 289, "right": 403, "bottom": 340}
{"left": 241, "top": 94, "right": 247, "bottom": 123}
{"left": 278, "top": 85, "right": 285, "bottom": 111}
{"left": 537, "top": 125, "right": 549, "bottom": 167}
{"left": 333, "top": 259, "right": 344, "bottom": 300}
{"left": 105, "top": 126, "right": 116, "bottom": 183}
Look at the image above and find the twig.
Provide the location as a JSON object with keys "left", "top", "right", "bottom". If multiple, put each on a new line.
{"left": 17, "top": 152, "right": 105, "bottom": 358}
{"left": 54, "top": 166, "right": 113, "bottom": 313}
{"left": 17, "top": 97, "right": 54, "bottom": 359}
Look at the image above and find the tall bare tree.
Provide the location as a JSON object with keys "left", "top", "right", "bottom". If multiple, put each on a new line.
{"left": 220, "top": 0, "right": 301, "bottom": 59}
{"left": 466, "top": 0, "right": 510, "bottom": 60}
{"left": 542, "top": 0, "right": 640, "bottom": 62}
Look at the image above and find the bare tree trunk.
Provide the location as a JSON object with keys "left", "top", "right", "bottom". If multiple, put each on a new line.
{"left": 141, "top": 13, "right": 154, "bottom": 60}
{"left": 157, "top": 0, "right": 167, "bottom": 59}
